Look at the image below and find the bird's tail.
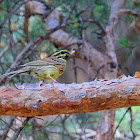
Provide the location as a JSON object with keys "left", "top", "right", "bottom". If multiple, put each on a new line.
{"left": 0, "top": 67, "right": 31, "bottom": 80}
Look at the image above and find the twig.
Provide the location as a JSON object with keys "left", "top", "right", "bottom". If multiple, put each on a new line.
{"left": 12, "top": 117, "right": 32, "bottom": 140}
{"left": 93, "top": 64, "right": 105, "bottom": 80}
{"left": 0, "top": 117, "right": 15, "bottom": 132}
{"left": 47, "top": 115, "right": 60, "bottom": 126}
{"left": 75, "top": 3, "right": 94, "bottom": 17}
{"left": 113, "top": 107, "right": 131, "bottom": 137}
{"left": 86, "top": 19, "right": 106, "bottom": 35}
{"left": 0, "top": 1, "right": 26, "bottom": 29}
{"left": 2, "top": 116, "right": 15, "bottom": 140}
{"left": 129, "top": 107, "right": 136, "bottom": 140}
{"left": 0, "top": 45, "right": 10, "bottom": 58}
{"left": 73, "top": 58, "right": 77, "bottom": 82}
{"left": 60, "top": 115, "right": 73, "bottom": 139}
{"left": 0, "top": 35, "right": 45, "bottom": 85}
{"left": 62, "top": 0, "right": 77, "bottom": 26}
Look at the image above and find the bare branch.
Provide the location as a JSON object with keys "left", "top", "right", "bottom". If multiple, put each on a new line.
{"left": 12, "top": 117, "right": 31, "bottom": 140}
{"left": 0, "top": 35, "right": 45, "bottom": 85}
{"left": 85, "top": 19, "right": 106, "bottom": 35}
{"left": 129, "top": 108, "right": 136, "bottom": 139}
{"left": 0, "top": 76, "right": 140, "bottom": 116}
{"left": 113, "top": 107, "right": 130, "bottom": 137}
{"left": 2, "top": 116, "right": 15, "bottom": 140}
{"left": 0, "top": 1, "right": 26, "bottom": 29}
{"left": 0, "top": 46, "right": 10, "bottom": 59}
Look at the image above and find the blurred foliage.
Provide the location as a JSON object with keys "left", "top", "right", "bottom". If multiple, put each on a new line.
{"left": 29, "top": 16, "right": 45, "bottom": 40}
{"left": 0, "top": 0, "right": 140, "bottom": 140}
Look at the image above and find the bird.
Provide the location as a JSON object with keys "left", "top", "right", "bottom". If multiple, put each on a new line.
{"left": 0, "top": 50, "right": 75, "bottom": 83}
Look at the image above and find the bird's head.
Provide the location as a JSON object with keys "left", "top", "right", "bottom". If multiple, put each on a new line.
{"left": 52, "top": 50, "right": 75, "bottom": 60}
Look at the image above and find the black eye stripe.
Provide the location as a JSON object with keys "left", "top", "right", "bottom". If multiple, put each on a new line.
{"left": 53, "top": 52, "right": 68, "bottom": 56}
{"left": 61, "top": 51, "right": 67, "bottom": 54}
{"left": 51, "top": 50, "right": 71, "bottom": 60}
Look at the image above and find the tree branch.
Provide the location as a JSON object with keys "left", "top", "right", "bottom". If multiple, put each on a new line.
{"left": 0, "top": 1, "right": 26, "bottom": 29}
{"left": 0, "top": 75, "right": 140, "bottom": 117}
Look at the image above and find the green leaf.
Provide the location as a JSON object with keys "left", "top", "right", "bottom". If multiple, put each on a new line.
{"left": 23, "top": 124, "right": 31, "bottom": 130}
{"left": 48, "top": 122, "right": 54, "bottom": 126}
{"left": 94, "top": 5, "right": 104, "bottom": 13}
{"left": 120, "top": 39, "right": 129, "bottom": 48}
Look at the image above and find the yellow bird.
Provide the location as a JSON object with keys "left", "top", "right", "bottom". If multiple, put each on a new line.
{"left": 0, "top": 50, "right": 75, "bottom": 83}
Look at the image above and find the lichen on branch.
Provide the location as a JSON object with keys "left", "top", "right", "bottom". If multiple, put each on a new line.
{"left": 0, "top": 74, "right": 140, "bottom": 117}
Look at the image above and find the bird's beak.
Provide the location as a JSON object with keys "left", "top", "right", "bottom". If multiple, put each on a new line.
{"left": 70, "top": 50, "right": 75, "bottom": 55}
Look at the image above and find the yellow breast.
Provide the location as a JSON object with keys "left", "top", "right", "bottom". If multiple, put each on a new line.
{"left": 30, "top": 65, "right": 65, "bottom": 81}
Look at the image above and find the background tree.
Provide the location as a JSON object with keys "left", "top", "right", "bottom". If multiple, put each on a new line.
{"left": 0, "top": 0, "right": 140, "bottom": 139}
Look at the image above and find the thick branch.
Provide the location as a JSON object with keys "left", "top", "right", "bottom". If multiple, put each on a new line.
{"left": 0, "top": 76, "right": 140, "bottom": 117}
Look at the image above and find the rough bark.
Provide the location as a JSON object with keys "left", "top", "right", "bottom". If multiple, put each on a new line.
{"left": 96, "top": 0, "right": 127, "bottom": 139}
{"left": 0, "top": 75, "right": 140, "bottom": 117}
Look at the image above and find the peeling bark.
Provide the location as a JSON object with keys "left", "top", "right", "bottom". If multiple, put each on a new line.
{"left": 0, "top": 76, "right": 140, "bottom": 117}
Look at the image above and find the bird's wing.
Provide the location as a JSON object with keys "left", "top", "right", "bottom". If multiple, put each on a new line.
{"left": 21, "top": 60, "right": 49, "bottom": 67}
{"left": 0, "top": 67, "right": 32, "bottom": 79}
{"left": 43, "top": 57, "right": 65, "bottom": 64}
{"left": 21, "top": 57, "right": 63, "bottom": 67}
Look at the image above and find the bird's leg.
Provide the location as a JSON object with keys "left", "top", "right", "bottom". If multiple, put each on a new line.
{"left": 48, "top": 76, "right": 58, "bottom": 83}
